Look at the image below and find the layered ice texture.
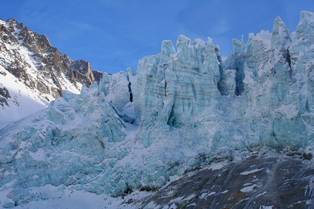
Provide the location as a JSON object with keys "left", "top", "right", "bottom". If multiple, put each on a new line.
{"left": 1, "top": 11, "right": 314, "bottom": 207}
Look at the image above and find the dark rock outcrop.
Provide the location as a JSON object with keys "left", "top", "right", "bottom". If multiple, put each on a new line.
{"left": 141, "top": 156, "right": 314, "bottom": 209}
{"left": 92, "top": 70, "right": 104, "bottom": 83}
{"left": 0, "top": 86, "right": 10, "bottom": 107}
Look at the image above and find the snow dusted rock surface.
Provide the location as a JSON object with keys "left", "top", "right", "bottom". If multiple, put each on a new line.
{"left": 0, "top": 19, "right": 102, "bottom": 126}
{"left": 0, "top": 11, "right": 314, "bottom": 209}
{"left": 141, "top": 155, "right": 314, "bottom": 209}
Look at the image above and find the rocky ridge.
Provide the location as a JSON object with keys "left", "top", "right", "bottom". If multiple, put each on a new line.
{"left": 0, "top": 18, "right": 102, "bottom": 125}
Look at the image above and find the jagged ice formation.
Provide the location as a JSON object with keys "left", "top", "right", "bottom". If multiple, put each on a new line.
{"left": 0, "top": 11, "right": 314, "bottom": 208}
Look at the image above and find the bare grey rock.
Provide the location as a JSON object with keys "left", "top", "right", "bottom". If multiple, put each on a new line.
{"left": 141, "top": 156, "right": 314, "bottom": 209}
{"left": 0, "top": 86, "right": 10, "bottom": 106}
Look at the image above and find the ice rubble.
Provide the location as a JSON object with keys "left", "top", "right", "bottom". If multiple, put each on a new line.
{"left": 0, "top": 11, "right": 314, "bottom": 208}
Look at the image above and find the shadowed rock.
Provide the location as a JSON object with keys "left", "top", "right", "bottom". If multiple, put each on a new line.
{"left": 141, "top": 156, "right": 314, "bottom": 209}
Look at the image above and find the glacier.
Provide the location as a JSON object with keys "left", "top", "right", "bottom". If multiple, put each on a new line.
{"left": 0, "top": 11, "right": 314, "bottom": 208}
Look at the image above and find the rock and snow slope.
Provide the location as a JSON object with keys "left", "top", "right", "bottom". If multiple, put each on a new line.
{"left": 0, "top": 19, "right": 102, "bottom": 126}
{"left": 141, "top": 155, "right": 314, "bottom": 209}
{"left": 0, "top": 11, "right": 314, "bottom": 209}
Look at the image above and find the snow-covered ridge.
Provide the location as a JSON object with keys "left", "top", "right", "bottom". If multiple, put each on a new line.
{"left": 0, "top": 11, "right": 314, "bottom": 209}
{"left": 0, "top": 18, "right": 102, "bottom": 125}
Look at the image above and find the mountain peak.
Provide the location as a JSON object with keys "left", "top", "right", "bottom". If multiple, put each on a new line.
{"left": 0, "top": 19, "right": 102, "bottom": 124}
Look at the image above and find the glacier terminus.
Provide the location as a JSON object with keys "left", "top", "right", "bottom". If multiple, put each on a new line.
{"left": 0, "top": 10, "right": 314, "bottom": 209}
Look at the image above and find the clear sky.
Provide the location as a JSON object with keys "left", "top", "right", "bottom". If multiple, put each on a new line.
{"left": 1, "top": 0, "right": 314, "bottom": 73}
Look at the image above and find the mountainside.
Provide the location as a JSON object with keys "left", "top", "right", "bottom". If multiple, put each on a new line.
{"left": 0, "top": 11, "right": 314, "bottom": 209}
{"left": 141, "top": 155, "right": 314, "bottom": 209}
{"left": 0, "top": 19, "right": 102, "bottom": 126}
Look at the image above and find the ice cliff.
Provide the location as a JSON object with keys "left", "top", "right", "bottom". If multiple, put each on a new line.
{"left": 0, "top": 11, "right": 314, "bottom": 208}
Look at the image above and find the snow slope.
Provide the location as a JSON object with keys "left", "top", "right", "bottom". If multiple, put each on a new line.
{"left": 0, "top": 66, "right": 46, "bottom": 127}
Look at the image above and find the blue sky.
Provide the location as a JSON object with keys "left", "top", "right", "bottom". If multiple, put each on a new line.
{"left": 1, "top": 0, "right": 314, "bottom": 73}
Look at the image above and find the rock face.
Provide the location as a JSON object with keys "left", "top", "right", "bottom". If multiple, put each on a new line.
{"left": 0, "top": 86, "right": 10, "bottom": 107}
{"left": 141, "top": 155, "right": 314, "bottom": 209}
{"left": 0, "top": 19, "right": 102, "bottom": 125}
